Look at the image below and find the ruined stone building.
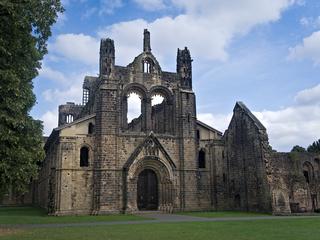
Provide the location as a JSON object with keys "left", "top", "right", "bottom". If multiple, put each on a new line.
{"left": 32, "top": 30, "right": 319, "bottom": 215}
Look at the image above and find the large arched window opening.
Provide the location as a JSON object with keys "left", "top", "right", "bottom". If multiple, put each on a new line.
{"left": 66, "top": 114, "right": 73, "bottom": 124}
{"left": 143, "top": 61, "right": 151, "bottom": 73}
{"left": 143, "top": 59, "right": 153, "bottom": 73}
{"left": 277, "top": 193, "right": 286, "bottom": 207}
{"left": 121, "top": 84, "right": 147, "bottom": 132}
{"left": 151, "top": 94, "right": 164, "bottom": 106}
{"left": 151, "top": 93, "right": 166, "bottom": 134}
{"left": 127, "top": 92, "right": 142, "bottom": 131}
{"left": 88, "top": 122, "right": 94, "bottom": 134}
{"left": 303, "top": 162, "right": 314, "bottom": 184}
{"left": 198, "top": 149, "right": 206, "bottom": 169}
{"left": 150, "top": 88, "right": 173, "bottom": 134}
{"left": 82, "top": 88, "right": 89, "bottom": 105}
{"left": 80, "top": 146, "right": 89, "bottom": 167}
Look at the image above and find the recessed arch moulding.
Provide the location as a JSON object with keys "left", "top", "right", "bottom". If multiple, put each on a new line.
{"left": 122, "top": 134, "right": 177, "bottom": 212}
{"left": 121, "top": 83, "right": 175, "bottom": 134}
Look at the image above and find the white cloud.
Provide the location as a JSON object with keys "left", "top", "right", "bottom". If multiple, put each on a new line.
{"left": 299, "top": 16, "right": 320, "bottom": 28}
{"left": 300, "top": 17, "right": 310, "bottom": 27}
{"left": 171, "top": 0, "right": 293, "bottom": 17}
{"left": 40, "top": 0, "right": 310, "bottom": 148}
{"left": 61, "top": 0, "right": 87, "bottom": 6}
{"left": 97, "top": 0, "right": 297, "bottom": 68}
{"left": 98, "top": 19, "right": 148, "bottom": 66}
{"left": 82, "top": 7, "right": 97, "bottom": 19}
{"left": 42, "top": 85, "right": 83, "bottom": 103}
{"left": 127, "top": 93, "right": 142, "bottom": 122}
{"left": 199, "top": 102, "right": 320, "bottom": 152}
{"left": 198, "top": 82, "right": 320, "bottom": 152}
{"left": 38, "top": 65, "right": 68, "bottom": 83}
{"left": 41, "top": 110, "right": 59, "bottom": 136}
{"left": 134, "top": 0, "right": 166, "bottom": 11}
{"left": 99, "top": 0, "right": 123, "bottom": 15}
{"left": 254, "top": 104, "right": 320, "bottom": 151}
{"left": 295, "top": 83, "right": 320, "bottom": 105}
{"left": 39, "top": 65, "right": 97, "bottom": 105}
{"left": 49, "top": 0, "right": 297, "bottom": 69}
{"left": 49, "top": 34, "right": 99, "bottom": 66}
{"left": 38, "top": 66, "right": 97, "bottom": 136}
{"left": 198, "top": 112, "right": 232, "bottom": 133}
{"left": 296, "top": 0, "right": 306, "bottom": 6}
{"left": 151, "top": 95, "right": 164, "bottom": 105}
{"left": 288, "top": 31, "right": 320, "bottom": 65}
{"left": 56, "top": 12, "right": 68, "bottom": 26}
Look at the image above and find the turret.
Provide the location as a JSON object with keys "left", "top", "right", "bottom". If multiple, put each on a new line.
{"left": 58, "top": 102, "right": 83, "bottom": 126}
{"left": 177, "top": 47, "right": 192, "bottom": 89}
{"left": 143, "top": 29, "right": 151, "bottom": 52}
{"left": 99, "top": 38, "right": 115, "bottom": 77}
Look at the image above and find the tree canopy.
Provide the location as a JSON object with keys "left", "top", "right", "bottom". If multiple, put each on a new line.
{"left": 0, "top": 1, "right": 63, "bottom": 195}
{"left": 307, "top": 139, "right": 320, "bottom": 153}
{"left": 291, "top": 145, "right": 306, "bottom": 153}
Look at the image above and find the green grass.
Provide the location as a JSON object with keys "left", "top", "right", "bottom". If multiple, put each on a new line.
{"left": 177, "top": 210, "right": 271, "bottom": 218}
{"left": 0, "top": 206, "right": 147, "bottom": 225}
{"left": 1, "top": 218, "right": 320, "bottom": 240}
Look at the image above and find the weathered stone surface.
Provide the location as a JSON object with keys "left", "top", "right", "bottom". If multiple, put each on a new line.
{"left": 29, "top": 30, "right": 320, "bottom": 215}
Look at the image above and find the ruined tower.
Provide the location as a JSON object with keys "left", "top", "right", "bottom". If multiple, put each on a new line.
{"left": 99, "top": 38, "right": 115, "bottom": 77}
{"left": 177, "top": 47, "right": 192, "bottom": 89}
{"left": 36, "top": 29, "right": 320, "bottom": 216}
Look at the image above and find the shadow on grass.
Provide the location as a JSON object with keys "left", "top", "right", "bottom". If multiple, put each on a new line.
{"left": 0, "top": 206, "right": 148, "bottom": 225}
{"left": 175, "top": 210, "right": 271, "bottom": 218}
{"left": 2, "top": 218, "right": 320, "bottom": 240}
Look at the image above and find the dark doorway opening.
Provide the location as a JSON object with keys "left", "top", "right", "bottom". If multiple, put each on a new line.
{"left": 235, "top": 194, "right": 241, "bottom": 209}
{"left": 303, "top": 170, "right": 310, "bottom": 183}
{"left": 137, "top": 169, "right": 158, "bottom": 210}
{"left": 312, "top": 194, "right": 317, "bottom": 211}
{"left": 198, "top": 149, "right": 206, "bottom": 169}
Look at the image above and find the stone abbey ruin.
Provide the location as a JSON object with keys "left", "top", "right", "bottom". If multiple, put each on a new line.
{"left": 2, "top": 30, "right": 319, "bottom": 215}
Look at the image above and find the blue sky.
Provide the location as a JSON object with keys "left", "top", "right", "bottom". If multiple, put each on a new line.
{"left": 32, "top": 0, "right": 320, "bottom": 151}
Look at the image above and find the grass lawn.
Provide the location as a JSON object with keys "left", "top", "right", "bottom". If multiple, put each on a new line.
{"left": 177, "top": 210, "right": 271, "bottom": 218}
{"left": 0, "top": 206, "right": 147, "bottom": 225}
{"left": 1, "top": 218, "right": 320, "bottom": 240}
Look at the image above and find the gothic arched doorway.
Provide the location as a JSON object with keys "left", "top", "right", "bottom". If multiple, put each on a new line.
{"left": 137, "top": 169, "right": 158, "bottom": 210}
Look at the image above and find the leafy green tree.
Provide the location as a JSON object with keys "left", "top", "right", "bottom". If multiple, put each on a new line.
{"left": 307, "top": 139, "right": 320, "bottom": 153}
{"left": 0, "top": 1, "right": 63, "bottom": 195}
{"left": 291, "top": 145, "right": 306, "bottom": 153}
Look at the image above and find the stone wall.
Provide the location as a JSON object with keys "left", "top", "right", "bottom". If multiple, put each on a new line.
{"left": 34, "top": 30, "right": 320, "bottom": 216}
{"left": 54, "top": 136, "right": 95, "bottom": 215}
{"left": 208, "top": 140, "right": 226, "bottom": 210}
{"left": 268, "top": 152, "right": 320, "bottom": 214}
{"left": 37, "top": 131, "right": 59, "bottom": 210}
{"left": 0, "top": 184, "right": 34, "bottom": 206}
{"left": 58, "top": 102, "right": 83, "bottom": 126}
{"left": 220, "top": 102, "right": 272, "bottom": 212}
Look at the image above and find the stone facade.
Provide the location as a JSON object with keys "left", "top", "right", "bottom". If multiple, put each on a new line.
{"left": 35, "top": 30, "right": 320, "bottom": 215}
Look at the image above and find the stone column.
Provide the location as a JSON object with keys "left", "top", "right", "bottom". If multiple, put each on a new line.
{"left": 144, "top": 97, "right": 152, "bottom": 131}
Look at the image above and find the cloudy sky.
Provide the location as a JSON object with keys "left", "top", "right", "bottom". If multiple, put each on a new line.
{"left": 32, "top": 0, "right": 320, "bottom": 152}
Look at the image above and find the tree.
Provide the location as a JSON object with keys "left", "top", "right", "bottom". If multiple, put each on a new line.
{"left": 291, "top": 145, "right": 306, "bottom": 153}
{"left": 0, "top": 1, "right": 63, "bottom": 195}
{"left": 307, "top": 139, "right": 320, "bottom": 153}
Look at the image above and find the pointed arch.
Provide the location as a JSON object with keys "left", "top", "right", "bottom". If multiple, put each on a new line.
{"left": 198, "top": 148, "right": 206, "bottom": 169}
{"left": 80, "top": 146, "right": 89, "bottom": 167}
{"left": 121, "top": 83, "right": 148, "bottom": 131}
{"left": 303, "top": 161, "right": 314, "bottom": 184}
{"left": 123, "top": 133, "right": 176, "bottom": 171}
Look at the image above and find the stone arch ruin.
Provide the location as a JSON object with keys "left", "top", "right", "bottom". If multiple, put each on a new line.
{"left": 30, "top": 29, "right": 320, "bottom": 216}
